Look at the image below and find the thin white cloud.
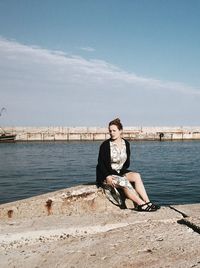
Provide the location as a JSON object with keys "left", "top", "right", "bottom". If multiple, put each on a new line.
{"left": 0, "top": 36, "right": 199, "bottom": 95}
{"left": 79, "top": 46, "right": 96, "bottom": 52}
{"left": 0, "top": 36, "right": 200, "bottom": 126}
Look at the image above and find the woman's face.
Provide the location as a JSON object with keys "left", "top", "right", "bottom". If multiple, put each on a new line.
{"left": 109, "top": 124, "right": 122, "bottom": 140}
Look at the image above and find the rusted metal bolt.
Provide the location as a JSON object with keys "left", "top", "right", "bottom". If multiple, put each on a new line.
{"left": 45, "top": 199, "right": 53, "bottom": 215}
{"left": 8, "top": 209, "right": 13, "bottom": 218}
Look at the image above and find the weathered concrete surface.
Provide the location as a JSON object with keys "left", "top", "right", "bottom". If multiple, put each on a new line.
{"left": 170, "top": 204, "right": 200, "bottom": 218}
{"left": 170, "top": 204, "right": 200, "bottom": 235}
{"left": 0, "top": 185, "right": 200, "bottom": 268}
{"left": 0, "top": 185, "right": 109, "bottom": 220}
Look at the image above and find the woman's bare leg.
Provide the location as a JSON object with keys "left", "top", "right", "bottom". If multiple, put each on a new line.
{"left": 122, "top": 187, "right": 146, "bottom": 205}
{"left": 125, "top": 172, "right": 150, "bottom": 203}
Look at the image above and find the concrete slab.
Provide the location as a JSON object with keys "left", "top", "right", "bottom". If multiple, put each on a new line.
{"left": 1, "top": 209, "right": 200, "bottom": 268}
{"left": 178, "top": 217, "right": 200, "bottom": 234}
{"left": 170, "top": 204, "right": 200, "bottom": 234}
{"left": 0, "top": 185, "right": 111, "bottom": 221}
{"left": 170, "top": 204, "right": 200, "bottom": 218}
{"left": 0, "top": 186, "right": 200, "bottom": 268}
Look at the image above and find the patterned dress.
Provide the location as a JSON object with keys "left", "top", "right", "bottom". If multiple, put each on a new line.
{"left": 104, "top": 139, "right": 137, "bottom": 206}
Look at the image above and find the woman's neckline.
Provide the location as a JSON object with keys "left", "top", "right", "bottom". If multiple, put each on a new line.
{"left": 110, "top": 138, "right": 125, "bottom": 150}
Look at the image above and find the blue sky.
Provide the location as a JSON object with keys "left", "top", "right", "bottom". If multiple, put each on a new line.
{"left": 0, "top": 0, "right": 200, "bottom": 126}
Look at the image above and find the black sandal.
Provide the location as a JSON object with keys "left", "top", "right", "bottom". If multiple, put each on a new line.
{"left": 146, "top": 202, "right": 161, "bottom": 210}
{"left": 135, "top": 203, "right": 157, "bottom": 212}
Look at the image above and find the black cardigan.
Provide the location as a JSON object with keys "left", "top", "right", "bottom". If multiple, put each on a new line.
{"left": 96, "top": 138, "right": 131, "bottom": 186}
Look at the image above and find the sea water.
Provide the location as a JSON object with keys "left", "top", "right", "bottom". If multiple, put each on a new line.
{"left": 0, "top": 141, "right": 200, "bottom": 205}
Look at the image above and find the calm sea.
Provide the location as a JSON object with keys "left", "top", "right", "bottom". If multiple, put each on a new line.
{"left": 0, "top": 141, "right": 200, "bottom": 205}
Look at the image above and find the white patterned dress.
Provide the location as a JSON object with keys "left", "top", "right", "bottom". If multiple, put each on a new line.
{"left": 104, "top": 139, "right": 137, "bottom": 206}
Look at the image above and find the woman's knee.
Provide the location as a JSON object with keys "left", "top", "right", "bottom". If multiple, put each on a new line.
{"left": 127, "top": 172, "right": 141, "bottom": 182}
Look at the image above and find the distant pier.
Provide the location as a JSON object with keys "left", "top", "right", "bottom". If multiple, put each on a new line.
{"left": 2, "top": 126, "right": 200, "bottom": 141}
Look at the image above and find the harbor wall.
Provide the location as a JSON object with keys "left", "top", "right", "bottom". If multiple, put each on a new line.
{"left": 3, "top": 126, "right": 200, "bottom": 141}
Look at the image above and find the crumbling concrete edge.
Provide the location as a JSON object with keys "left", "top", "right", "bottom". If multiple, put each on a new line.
{"left": 177, "top": 218, "right": 200, "bottom": 234}
{"left": 170, "top": 205, "right": 200, "bottom": 235}
{"left": 169, "top": 205, "right": 188, "bottom": 218}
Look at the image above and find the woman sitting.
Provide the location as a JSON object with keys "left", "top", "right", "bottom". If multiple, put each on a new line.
{"left": 96, "top": 118, "right": 160, "bottom": 212}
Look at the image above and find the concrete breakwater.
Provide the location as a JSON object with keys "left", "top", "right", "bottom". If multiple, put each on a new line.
{"left": 0, "top": 185, "right": 200, "bottom": 267}
{"left": 3, "top": 126, "right": 200, "bottom": 141}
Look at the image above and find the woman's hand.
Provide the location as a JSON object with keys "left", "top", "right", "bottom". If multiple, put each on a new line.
{"left": 106, "top": 176, "right": 116, "bottom": 187}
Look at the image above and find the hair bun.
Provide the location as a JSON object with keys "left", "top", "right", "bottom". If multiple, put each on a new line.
{"left": 108, "top": 118, "right": 123, "bottom": 130}
{"left": 114, "top": 118, "right": 121, "bottom": 123}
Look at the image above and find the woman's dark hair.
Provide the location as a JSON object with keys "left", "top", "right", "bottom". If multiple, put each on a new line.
{"left": 108, "top": 118, "right": 123, "bottom": 130}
